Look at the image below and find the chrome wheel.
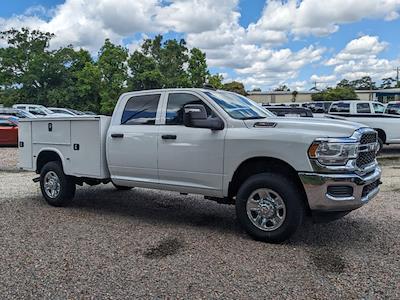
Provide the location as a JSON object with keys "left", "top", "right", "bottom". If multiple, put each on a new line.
{"left": 44, "top": 171, "right": 61, "bottom": 199}
{"left": 246, "top": 188, "right": 286, "bottom": 231}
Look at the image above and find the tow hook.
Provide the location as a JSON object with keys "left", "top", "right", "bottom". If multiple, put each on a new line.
{"left": 32, "top": 177, "right": 40, "bottom": 183}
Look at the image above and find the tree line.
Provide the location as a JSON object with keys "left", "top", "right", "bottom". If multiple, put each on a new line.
{"left": 0, "top": 28, "right": 246, "bottom": 114}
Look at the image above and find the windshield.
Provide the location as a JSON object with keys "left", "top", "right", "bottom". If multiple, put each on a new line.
{"left": 386, "top": 103, "right": 400, "bottom": 115}
{"left": 205, "top": 91, "right": 273, "bottom": 119}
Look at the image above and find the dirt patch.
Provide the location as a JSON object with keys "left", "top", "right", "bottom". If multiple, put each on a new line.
{"left": 144, "top": 237, "right": 184, "bottom": 259}
{"left": 309, "top": 248, "right": 346, "bottom": 274}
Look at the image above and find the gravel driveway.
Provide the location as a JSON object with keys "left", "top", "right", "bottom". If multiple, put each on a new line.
{"left": 0, "top": 148, "right": 399, "bottom": 299}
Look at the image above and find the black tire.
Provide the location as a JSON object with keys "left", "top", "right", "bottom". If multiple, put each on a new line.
{"left": 40, "top": 161, "right": 76, "bottom": 207}
{"left": 235, "top": 173, "right": 305, "bottom": 243}
{"left": 112, "top": 182, "right": 133, "bottom": 190}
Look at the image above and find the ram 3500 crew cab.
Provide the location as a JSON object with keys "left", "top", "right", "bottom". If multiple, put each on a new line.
{"left": 18, "top": 89, "right": 382, "bottom": 242}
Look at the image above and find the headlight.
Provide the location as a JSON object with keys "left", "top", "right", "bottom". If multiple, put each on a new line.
{"left": 308, "top": 141, "right": 358, "bottom": 166}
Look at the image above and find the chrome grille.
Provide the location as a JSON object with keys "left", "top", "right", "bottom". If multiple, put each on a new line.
{"left": 356, "top": 131, "right": 377, "bottom": 169}
{"left": 360, "top": 131, "right": 377, "bottom": 144}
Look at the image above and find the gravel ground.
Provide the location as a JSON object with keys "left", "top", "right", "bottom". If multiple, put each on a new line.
{"left": 0, "top": 147, "right": 18, "bottom": 171}
{"left": 0, "top": 148, "right": 399, "bottom": 299}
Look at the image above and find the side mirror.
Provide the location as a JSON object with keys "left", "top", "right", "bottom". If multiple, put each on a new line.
{"left": 183, "top": 104, "right": 224, "bottom": 130}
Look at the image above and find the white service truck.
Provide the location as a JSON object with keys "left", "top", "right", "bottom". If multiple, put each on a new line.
{"left": 18, "top": 88, "right": 382, "bottom": 243}
{"left": 327, "top": 101, "right": 400, "bottom": 150}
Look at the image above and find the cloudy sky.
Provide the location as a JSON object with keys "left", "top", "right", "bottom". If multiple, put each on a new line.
{"left": 1, "top": 0, "right": 400, "bottom": 91}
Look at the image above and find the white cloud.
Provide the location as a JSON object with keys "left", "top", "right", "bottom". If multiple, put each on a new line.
{"left": 251, "top": 0, "right": 400, "bottom": 39}
{"left": 155, "top": 0, "right": 238, "bottom": 34}
{"left": 326, "top": 35, "right": 388, "bottom": 65}
{"left": 0, "top": 0, "right": 399, "bottom": 90}
{"left": 324, "top": 35, "right": 399, "bottom": 82}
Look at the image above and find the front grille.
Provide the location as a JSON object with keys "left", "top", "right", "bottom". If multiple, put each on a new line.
{"left": 362, "top": 180, "right": 380, "bottom": 198}
{"left": 356, "top": 151, "right": 376, "bottom": 168}
{"left": 360, "top": 131, "right": 377, "bottom": 144}
{"left": 356, "top": 131, "right": 377, "bottom": 169}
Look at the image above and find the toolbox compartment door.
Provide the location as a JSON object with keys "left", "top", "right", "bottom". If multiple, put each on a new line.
{"left": 18, "top": 121, "right": 33, "bottom": 170}
{"left": 32, "top": 121, "right": 71, "bottom": 145}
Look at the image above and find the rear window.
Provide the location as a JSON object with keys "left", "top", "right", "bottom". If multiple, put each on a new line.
{"left": 330, "top": 103, "right": 350, "bottom": 113}
{"left": 121, "top": 94, "right": 160, "bottom": 125}
{"left": 356, "top": 103, "right": 371, "bottom": 113}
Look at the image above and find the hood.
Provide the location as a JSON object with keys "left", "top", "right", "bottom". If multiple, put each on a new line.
{"left": 244, "top": 116, "right": 366, "bottom": 138}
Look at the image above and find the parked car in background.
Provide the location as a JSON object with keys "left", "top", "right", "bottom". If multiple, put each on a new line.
{"left": 327, "top": 100, "right": 400, "bottom": 151}
{"left": 385, "top": 101, "right": 400, "bottom": 115}
{"left": 12, "top": 104, "right": 70, "bottom": 117}
{"left": 264, "top": 106, "right": 313, "bottom": 117}
{"left": 304, "top": 101, "right": 333, "bottom": 113}
{"left": 82, "top": 111, "right": 97, "bottom": 115}
{"left": 48, "top": 107, "right": 86, "bottom": 116}
{"left": 0, "top": 115, "right": 18, "bottom": 146}
{"left": 328, "top": 101, "right": 386, "bottom": 115}
{"left": 0, "top": 108, "right": 36, "bottom": 119}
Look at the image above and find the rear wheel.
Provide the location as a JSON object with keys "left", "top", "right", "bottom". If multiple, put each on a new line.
{"left": 235, "top": 173, "right": 305, "bottom": 243}
{"left": 40, "top": 161, "right": 76, "bottom": 206}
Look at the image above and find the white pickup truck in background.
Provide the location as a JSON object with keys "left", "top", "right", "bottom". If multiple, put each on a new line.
{"left": 18, "top": 88, "right": 382, "bottom": 243}
{"left": 327, "top": 100, "right": 400, "bottom": 150}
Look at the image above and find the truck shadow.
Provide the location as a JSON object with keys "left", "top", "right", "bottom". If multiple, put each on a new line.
{"left": 67, "top": 186, "right": 380, "bottom": 246}
{"left": 69, "top": 186, "right": 240, "bottom": 235}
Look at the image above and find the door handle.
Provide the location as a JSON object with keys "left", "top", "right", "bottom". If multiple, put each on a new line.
{"left": 111, "top": 133, "right": 124, "bottom": 138}
{"left": 161, "top": 134, "right": 177, "bottom": 140}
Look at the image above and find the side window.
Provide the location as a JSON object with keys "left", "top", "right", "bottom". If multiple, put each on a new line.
{"left": 121, "top": 94, "right": 160, "bottom": 125}
{"left": 165, "top": 93, "right": 212, "bottom": 125}
{"left": 330, "top": 103, "right": 350, "bottom": 113}
{"left": 357, "top": 103, "right": 371, "bottom": 113}
{"left": 373, "top": 103, "right": 385, "bottom": 114}
{"left": 0, "top": 120, "right": 13, "bottom": 127}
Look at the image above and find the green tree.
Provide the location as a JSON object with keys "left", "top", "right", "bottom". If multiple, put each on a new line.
{"left": 97, "top": 39, "right": 128, "bottom": 114}
{"left": 350, "top": 76, "right": 376, "bottom": 90}
{"left": 222, "top": 81, "right": 247, "bottom": 95}
{"left": 274, "top": 84, "right": 290, "bottom": 92}
{"left": 312, "top": 87, "right": 358, "bottom": 101}
{"left": 207, "top": 74, "right": 224, "bottom": 89}
{"left": 127, "top": 51, "right": 162, "bottom": 90}
{"left": 0, "top": 28, "right": 55, "bottom": 104}
{"left": 337, "top": 79, "right": 353, "bottom": 88}
{"left": 188, "top": 48, "right": 209, "bottom": 87}
{"left": 380, "top": 77, "right": 396, "bottom": 89}
{"left": 291, "top": 90, "right": 298, "bottom": 102}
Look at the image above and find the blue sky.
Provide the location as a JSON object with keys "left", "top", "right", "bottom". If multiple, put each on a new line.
{"left": 1, "top": 0, "right": 400, "bottom": 91}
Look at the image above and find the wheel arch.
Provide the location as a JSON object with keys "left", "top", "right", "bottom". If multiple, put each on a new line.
{"left": 228, "top": 156, "right": 310, "bottom": 211}
{"left": 374, "top": 128, "right": 386, "bottom": 144}
{"left": 36, "top": 149, "right": 65, "bottom": 174}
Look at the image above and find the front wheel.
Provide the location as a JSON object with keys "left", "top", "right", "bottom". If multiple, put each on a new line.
{"left": 40, "top": 161, "right": 76, "bottom": 207}
{"left": 235, "top": 173, "right": 305, "bottom": 243}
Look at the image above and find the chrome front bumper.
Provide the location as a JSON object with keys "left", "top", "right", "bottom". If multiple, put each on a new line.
{"left": 299, "top": 167, "right": 381, "bottom": 212}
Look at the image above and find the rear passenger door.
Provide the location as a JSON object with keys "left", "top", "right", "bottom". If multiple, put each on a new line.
{"left": 157, "top": 92, "right": 225, "bottom": 195}
{"left": 107, "top": 93, "right": 162, "bottom": 185}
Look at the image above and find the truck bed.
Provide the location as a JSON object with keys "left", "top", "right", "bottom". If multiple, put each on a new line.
{"left": 18, "top": 116, "right": 111, "bottom": 179}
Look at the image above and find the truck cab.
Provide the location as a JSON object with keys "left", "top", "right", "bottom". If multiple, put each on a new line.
{"left": 18, "top": 89, "right": 382, "bottom": 243}
{"left": 329, "top": 101, "right": 386, "bottom": 115}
